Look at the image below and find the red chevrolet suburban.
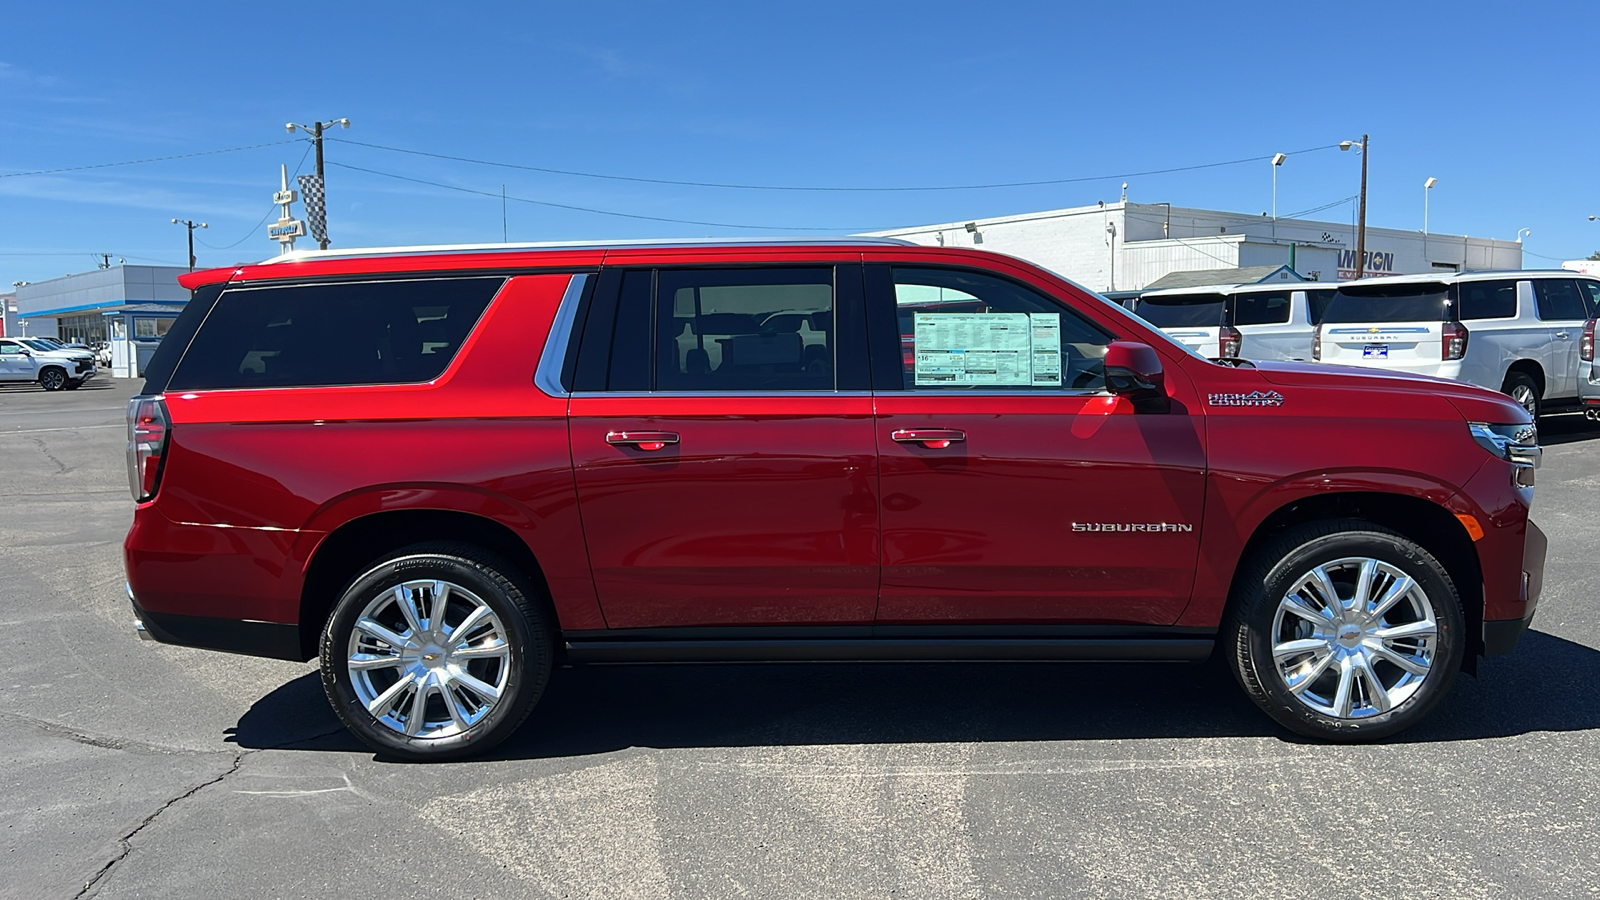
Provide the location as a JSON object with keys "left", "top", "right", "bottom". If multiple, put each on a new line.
{"left": 125, "top": 240, "right": 1547, "bottom": 760}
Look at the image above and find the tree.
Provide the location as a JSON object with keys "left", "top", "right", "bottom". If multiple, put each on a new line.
{"left": 1589, "top": 250, "right": 1600, "bottom": 260}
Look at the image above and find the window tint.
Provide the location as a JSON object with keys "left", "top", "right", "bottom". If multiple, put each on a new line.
{"left": 1134, "top": 293, "right": 1225, "bottom": 328}
{"left": 0, "top": 340, "right": 23, "bottom": 354}
{"left": 1306, "top": 289, "right": 1337, "bottom": 325}
{"left": 1580, "top": 280, "right": 1600, "bottom": 319}
{"left": 1231, "top": 291, "right": 1291, "bottom": 326}
{"left": 1323, "top": 284, "right": 1452, "bottom": 323}
{"left": 654, "top": 268, "right": 835, "bottom": 392}
{"left": 893, "top": 267, "right": 1113, "bottom": 391}
{"left": 1457, "top": 280, "right": 1517, "bottom": 320}
{"left": 1534, "top": 279, "right": 1588, "bottom": 321}
{"left": 168, "top": 277, "right": 503, "bottom": 390}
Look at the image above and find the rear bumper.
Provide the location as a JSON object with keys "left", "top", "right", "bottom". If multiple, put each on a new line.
{"left": 130, "top": 585, "right": 304, "bottom": 660}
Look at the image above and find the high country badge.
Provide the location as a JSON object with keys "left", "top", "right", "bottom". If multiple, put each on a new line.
{"left": 1208, "top": 390, "right": 1285, "bottom": 407}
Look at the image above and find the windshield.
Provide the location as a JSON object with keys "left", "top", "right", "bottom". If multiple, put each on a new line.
{"left": 20, "top": 339, "right": 57, "bottom": 351}
{"left": 1134, "top": 294, "right": 1226, "bottom": 328}
{"left": 1322, "top": 284, "right": 1453, "bottom": 323}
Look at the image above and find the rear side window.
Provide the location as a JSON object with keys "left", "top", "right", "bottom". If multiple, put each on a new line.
{"left": 1134, "top": 293, "right": 1226, "bottom": 328}
{"left": 655, "top": 268, "right": 835, "bottom": 392}
{"left": 1306, "top": 289, "right": 1336, "bottom": 325}
{"left": 1231, "top": 291, "right": 1291, "bottom": 326}
{"left": 1533, "top": 279, "right": 1588, "bottom": 321}
{"left": 168, "top": 277, "right": 503, "bottom": 390}
{"left": 1322, "top": 284, "right": 1452, "bottom": 323}
{"left": 1580, "top": 280, "right": 1600, "bottom": 318}
{"left": 1457, "top": 280, "right": 1518, "bottom": 320}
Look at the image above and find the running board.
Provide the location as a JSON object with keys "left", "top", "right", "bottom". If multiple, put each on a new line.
{"left": 563, "top": 637, "right": 1214, "bottom": 665}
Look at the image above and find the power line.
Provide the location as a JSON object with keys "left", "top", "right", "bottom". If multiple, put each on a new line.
{"left": 326, "top": 160, "right": 878, "bottom": 231}
{"left": 328, "top": 137, "right": 1346, "bottom": 192}
{"left": 0, "top": 139, "right": 303, "bottom": 179}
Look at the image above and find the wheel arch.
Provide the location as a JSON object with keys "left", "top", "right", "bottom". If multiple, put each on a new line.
{"left": 1502, "top": 359, "right": 1545, "bottom": 397}
{"left": 1226, "top": 491, "right": 1485, "bottom": 671}
{"left": 297, "top": 508, "right": 560, "bottom": 661}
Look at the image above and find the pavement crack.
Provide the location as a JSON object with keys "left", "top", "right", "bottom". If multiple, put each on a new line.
{"left": 0, "top": 710, "right": 216, "bottom": 756}
{"left": 74, "top": 751, "right": 252, "bottom": 899}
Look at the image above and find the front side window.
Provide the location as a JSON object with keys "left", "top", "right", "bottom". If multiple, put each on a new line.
{"left": 1533, "top": 279, "right": 1588, "bottom": 322}
{"left": 168, "top": 276, "right": 503, "bottom": 390}
{"left": 0, "top": 340, "right": 23, "bottom": 355}
{"left": 893, "top": 267, "right": 1113, "bottom": 391}
{"left": 1457, "top": 280, "right": 1518, "bottom": 320}
{"left": 1231, "top": 291, "right": 1291, "bottom": 326}
{"left": 654, "top": 268, "right": 835, "bottom": 392}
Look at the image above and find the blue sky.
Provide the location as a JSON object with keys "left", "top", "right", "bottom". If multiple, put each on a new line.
{"left": 2, "top": 0, "right": 1596, "bottom": 283}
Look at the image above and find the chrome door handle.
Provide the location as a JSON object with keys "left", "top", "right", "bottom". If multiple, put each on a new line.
{"left": 1556, "top": 332, "right": 1570, "bottom": 340}
{"left": 891, "top": 428, "right": 966, "bottom": 449}
{"left": 605, "top": 431, "right": 680, "bottom": 451}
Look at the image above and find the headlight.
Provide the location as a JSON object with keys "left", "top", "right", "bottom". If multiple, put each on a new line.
{"left": 1469, "top": 422, "right": 1540, "bottom": 487}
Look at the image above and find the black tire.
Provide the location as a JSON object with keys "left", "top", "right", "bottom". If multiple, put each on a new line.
{"left": 1502, "top": 371, "right": 1541, "bottom": 421}
{"left": 319, "top": 542, "right": 553, "bottom": 761}
{"left": 38, "top": 367, "right": 67, "bottom": 391}
{"left": 1226, "top": 519, "right": 1465, "bottom": 742}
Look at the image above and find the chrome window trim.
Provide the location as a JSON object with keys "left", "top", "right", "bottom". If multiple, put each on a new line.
{"left": 535, "top": 273, "right": 591, "bottom": 398}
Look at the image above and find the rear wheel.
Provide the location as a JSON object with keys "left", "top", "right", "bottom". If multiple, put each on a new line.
{"left": 320, "top": 542, "right": 553, "bottom": 761}
{"left": 38, "top": 367, "right": 67, "bottom": 391}
{"left": 1502, "top": 371, "right": 1540, "bottom": 420}
{"left": 1227, "top": 520, "right": 1464, "bottom": 741}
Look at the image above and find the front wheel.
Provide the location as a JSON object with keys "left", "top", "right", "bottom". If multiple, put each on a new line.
{"left": 320, "top": 543, "right": 553, "bottom": 761}
{"left": 1227, "top": 520, "right": 1464, "bottom": 741}
{"left": 38, "top": 367, "right": 67, "bottom": 391}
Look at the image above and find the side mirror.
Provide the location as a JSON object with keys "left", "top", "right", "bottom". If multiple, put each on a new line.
{"left": 1104, "top": 341, "right": 1170, "bottom": 413}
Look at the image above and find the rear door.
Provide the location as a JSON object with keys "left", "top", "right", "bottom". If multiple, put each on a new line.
{"left": 567, "top": 263, "right": 880, "bottom": 628}
{"left": 866, "top": 263, "right": 1206, "bottom": 626}
{"left": 1533, "top": 278, "right": 1590, "bottom": 398}
{"left": 1318, "top": 282, "right": 1451, "bottom": 374}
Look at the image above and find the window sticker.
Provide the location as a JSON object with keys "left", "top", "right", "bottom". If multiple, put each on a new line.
{"left": 913, "top": 312, "right": 1061, "bottom": 386}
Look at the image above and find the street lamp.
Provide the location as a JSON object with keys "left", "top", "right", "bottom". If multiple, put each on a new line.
{"left": 1271, "top": 152, "right": 1287, "bottom": 235}
{"left": 1516, "top": 228, "right": 1531, "bottom": 243}
{"left": 1341, "top": 136, "right": 1370, "bottom": 277}
{"left": 1423, "top": 177, "right": 1438, "bottom": 235}
{"left": 171, "top": 218, "right": 208, "bottom": 271}
{"left": 285, "top": 117, "right": 351, "bottom": 250}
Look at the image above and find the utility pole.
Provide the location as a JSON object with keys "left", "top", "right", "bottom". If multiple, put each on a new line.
{"left": 286, "top": 118, "right": 349, "bottom": 250}
{"left": 171, "top": 219, "right": 208, "bottom": 271}
{"left": 1355, "top": 133, "right": 1369, "bottom": 278}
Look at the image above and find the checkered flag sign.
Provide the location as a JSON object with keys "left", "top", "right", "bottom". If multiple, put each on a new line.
{"left": 297, "top": 174, "right": 328, "bottom": 243}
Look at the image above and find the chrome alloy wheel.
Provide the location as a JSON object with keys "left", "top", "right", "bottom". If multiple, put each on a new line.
{"left": 1508, "top": 382, "right": 1538, "bottom": 417}
{"left": 346, "top": 579, "right": 511, "bottom": 739}
{"left": 1270, "top": 557, "right": 1437, "bottom": 719}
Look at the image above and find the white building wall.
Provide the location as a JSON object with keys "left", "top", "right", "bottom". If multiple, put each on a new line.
{"left": 869, "top": 202, "right": 1524, "bottom": 293}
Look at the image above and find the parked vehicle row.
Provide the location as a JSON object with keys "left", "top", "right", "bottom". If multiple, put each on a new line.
{"left": 0, "top": 336, "right": 99, "bottom": 390}
{"left": 125, "top": 240, "right": 1545, "bottom": 760}
{"left": 1132, "top": 271, "right": 1600, "bottom": 422}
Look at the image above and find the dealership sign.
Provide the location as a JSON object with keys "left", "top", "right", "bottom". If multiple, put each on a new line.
{"left": 1338, "top": 248, "right": 1397, "bottom": 279}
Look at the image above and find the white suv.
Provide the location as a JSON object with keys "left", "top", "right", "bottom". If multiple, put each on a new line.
{"left": 1313, "top": 271, "right": 1599, "bottom": 419}
{"left": 1135, "top": 283, "right": 1335, "bottom": 360}
{"left": 0, "top": 337, "right": 100, "bottom": 390}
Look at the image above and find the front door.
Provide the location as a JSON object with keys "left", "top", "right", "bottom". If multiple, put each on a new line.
{"left": 0, "top": 339, "right": 36, "bottom": 382}
{"left": 568, "top": 264, "right": 880, "bottom": 628}
{"left": 867, "top": 264, "right": 1207, "bottom": 626}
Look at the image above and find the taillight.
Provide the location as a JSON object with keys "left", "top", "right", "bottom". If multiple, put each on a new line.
{"left": 127, "top": 395, "right": 170, "bottom": 502}
{"left": 1219, "top": 325, "right": 1243, "bottom": 359}
{"left": 1442, "top": 321, "right": 1469, "bottom": 361}
{"left": 1312, "top": 325, "right": 1322, "bottom": 361}
{"left": 1582, "top": 319, "right": 1595, "bottom": 363}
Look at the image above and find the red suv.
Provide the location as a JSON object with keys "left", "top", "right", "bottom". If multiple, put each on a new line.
{"left": 125, "top": 240, "right": 1547, "bottom": 760}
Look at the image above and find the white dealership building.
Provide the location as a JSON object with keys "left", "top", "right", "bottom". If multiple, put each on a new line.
{"left": 867, "top": 202, "right": 1524, "bottom": 294}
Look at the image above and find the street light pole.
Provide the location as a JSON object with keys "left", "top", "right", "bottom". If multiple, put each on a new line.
{"left": 170, "top": 219, "right": 208, "bottom": 271}
{"left": 285, "top": 117, "right": 350, "bottom": 250}
{"left": 1340, "top": 136, "right": 1370, "bottom": 278}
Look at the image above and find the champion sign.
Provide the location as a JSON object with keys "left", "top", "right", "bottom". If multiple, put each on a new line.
{"left": 1338, "top": 248, "right": 1396, "bottom": 276}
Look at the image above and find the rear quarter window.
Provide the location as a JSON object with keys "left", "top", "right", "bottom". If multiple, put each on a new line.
{"left": 1134, "top": 294, "right": 1226, "bottom": 328}
{"left": 167, "top": 277, "right": 504, "bottom": 390}
{"left": 1457, "top": 280, "right": 1518, "bottom": 320}
{"left": 1231, "top": 291, "right": 1291, "bottom": 326}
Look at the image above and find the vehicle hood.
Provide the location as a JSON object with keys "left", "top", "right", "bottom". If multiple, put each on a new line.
{"left": 1251, "top": 360, "right": 1531, "bottom": 425}
{"left": 35, "top": 348, "right": 94, "bottom": 360}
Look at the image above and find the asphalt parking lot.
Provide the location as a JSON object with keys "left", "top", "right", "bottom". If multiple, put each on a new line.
{"left": 5, "top": 377, "right": 1600, "bottom": 899}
